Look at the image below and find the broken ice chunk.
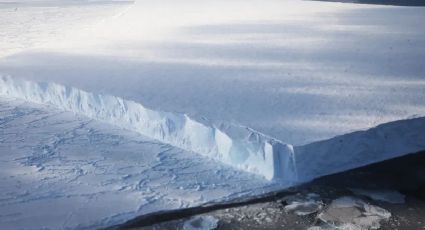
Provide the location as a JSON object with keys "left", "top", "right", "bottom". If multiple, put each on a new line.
{"left": 283, "top": 193, "right": 323, "bottom": 216}
{"left": 317, "top": 196, "right": 391, "bottom": 230}
{"left": 183, "top": 215, "right": 219, "bottom": 230}
{"left": 349, "top": 188, "right": 405, "bottom": 204}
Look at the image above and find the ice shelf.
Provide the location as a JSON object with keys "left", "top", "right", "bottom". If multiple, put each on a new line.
{"left": 2, "top": 75, "right": 425, "bottom": 182}
{"left": 0, "top": 75, "right": 298, "bottom": 181}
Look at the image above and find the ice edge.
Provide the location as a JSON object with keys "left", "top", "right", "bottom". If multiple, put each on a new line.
{"left": 0, "top": 75, "right": 298, "bottom": 182}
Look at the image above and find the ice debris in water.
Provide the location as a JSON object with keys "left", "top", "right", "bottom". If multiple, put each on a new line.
{"left": 283, "top": 193, "right": 323, "bottom": 216}
{"left": 183, "top": 215, "right": 219, "bottom": 230}
{"left": 349, "top": 188, "right": 405, "bottom": 204}
{"left": 316, "top": 196, "right": 391, "bottom": 230}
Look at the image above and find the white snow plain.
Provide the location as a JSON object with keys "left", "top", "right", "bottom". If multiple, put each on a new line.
{"left": 1, "top": 0, "right": 425, "bottom": 229}
{"left": 1, "top": 0, "right": 425, "bottom": 181}
{"left": 0, "top": 98, "right": 275, "bottom": 229}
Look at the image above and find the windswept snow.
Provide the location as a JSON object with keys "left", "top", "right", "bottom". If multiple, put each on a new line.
{"left": 1, "top": 0, "right": 424, "bottom": 145}
{"left": 1, "top": 0, "right": 425, "bottom": 228}
{"left": 0, "top": 1, "right": 131, "bottom": 58}
{"left": 0, "top": 0, "right": 424, "bottom": 182}
{"left": 0, "top": 98, "right": 274, "bottom": 229}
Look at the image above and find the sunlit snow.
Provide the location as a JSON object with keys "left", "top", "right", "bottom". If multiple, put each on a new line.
{"left": 0, "top": 0, "right": 424, "bottom": 229}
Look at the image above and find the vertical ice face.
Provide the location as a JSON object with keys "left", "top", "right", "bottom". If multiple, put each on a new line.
{"left": 0, "top": 75, "right": 298, "bottom": 181}
{"left": 2, "top": 74, "right": 424, "bottom": 183}
{"left": 273, "top": 143, "right": 298, "bottom": 182}
{"left": 294, "top": 117, "right": 425, "bottom": 182}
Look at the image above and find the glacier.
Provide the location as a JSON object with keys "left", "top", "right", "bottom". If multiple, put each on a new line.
{"left": 1, "top": 0, "right": 425, "bottom": 229}
{"left": 0, "top": 75, "right": 297, "bottom": 181}
{"left": 1, "top": 75, "right": 424, "bottom": 183}
{"left": 1, "top": 0, "right": 424, "bottom": 181}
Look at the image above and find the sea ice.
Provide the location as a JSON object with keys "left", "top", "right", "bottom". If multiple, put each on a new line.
{"left": 349, "top": 188, "right": 405, "bottom": 204}
{"left": 0, "top": 98, "right": 273, "bottom": 229}
{"left": 283, "top": 193, "right": 323, "bottom": 216}
{"left": 317, "top": 196, "right": 391, "bottom": 230}
{"left": 183, "top": 215, "right": 219, "bottom": 230}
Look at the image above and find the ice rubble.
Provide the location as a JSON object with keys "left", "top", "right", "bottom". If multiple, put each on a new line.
{"left": 283, "top": 193, "right": 323, "bottom": 216}
{"left": 0, "top": 98, "right": 275, "bottom": 229}
{"left": 349, "top": 189, "right": 405, "bottom": 204}
{"left": 317, "top": 196, "right": 391, "bottom": 230}
{"left": 183, "top": 216, "right": 219, "bottom": 230}
{"left": 0, "top": 75, "right": 297, "bottom": 181}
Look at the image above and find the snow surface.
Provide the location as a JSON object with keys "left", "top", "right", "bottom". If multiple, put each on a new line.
{"left": 0, "top": 0, "right": 131, "bottom": 58}
{"left": 1, "top": 0, "right": 425, "bottom": 145}
{"left": 0, "top": 98, "right": 276, "bottom": 229}
{"left": 1, "top": 0, "right": 424, "bottom": 182}
{"left": 1, "top": 0, "right": 425, "bottom": 228}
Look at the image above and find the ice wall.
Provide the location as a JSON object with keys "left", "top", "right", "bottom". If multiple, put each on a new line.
{"left": 0, "top": 75, "right": 297, "bottom": 181}
{"left": 1, "top": 75, "right": 424, "bottom": 183}
{"left": 295, "top": 117, "right": 425, "bottom": 181}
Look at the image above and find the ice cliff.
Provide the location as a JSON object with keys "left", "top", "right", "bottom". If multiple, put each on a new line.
{"left": 1, "top": 75, "right": 424, "bottom": 182}
{"left": 0, "top": 75, "right": 297, "bottom": 181}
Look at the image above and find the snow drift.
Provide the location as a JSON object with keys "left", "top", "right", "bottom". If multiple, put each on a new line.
{"left": 0, "top": 75, "right": 297, "bottom": 181}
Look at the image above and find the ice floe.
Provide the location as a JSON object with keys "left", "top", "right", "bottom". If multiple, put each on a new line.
{"left": 0, "top": 98, "right": 272, "bottom": 229}
{"left": 350, "top": 189, "right": 405, "bottom": 204}
{"left": 183, "top": 215, "right": 219, "bottom": 230}
{"left": 283, "top": 193, "right": 323, "bottom": 216}
{"left": 317, "top": 196, "right": 391, "bottom": 230}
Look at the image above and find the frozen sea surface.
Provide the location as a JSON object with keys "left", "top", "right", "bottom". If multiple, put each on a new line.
{"left": 0, "top": 0, "right": 425, "bottom": 228}
{"left": 0, "top": 98, "right": 274, "bottom": 229}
